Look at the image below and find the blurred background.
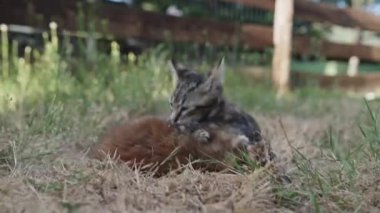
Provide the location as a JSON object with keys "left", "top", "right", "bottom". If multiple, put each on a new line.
{"left": 1, "top": 0, "right": 380, "bottom": 116}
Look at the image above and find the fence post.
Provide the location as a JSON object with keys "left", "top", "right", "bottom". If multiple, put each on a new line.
{"left": 272, "top": 0, "right": 294, "bottom": 97}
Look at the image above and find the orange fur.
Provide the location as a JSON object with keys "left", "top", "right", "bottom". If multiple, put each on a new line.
{"left": 92, "top": 116, "right": 252, "bottom": 176}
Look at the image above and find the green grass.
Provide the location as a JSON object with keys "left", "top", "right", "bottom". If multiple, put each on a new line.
{"left": 0, "top": 24, "right": 379, "bottom": 212}
{"left": 278, "top": 101, "right": 380, "bottom": 212}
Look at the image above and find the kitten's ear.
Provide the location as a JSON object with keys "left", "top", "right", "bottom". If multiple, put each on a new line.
{"left": 208, "top": 57, "right": 225, "bottom": 85}
{"left": 168, "top": 59, "right": 186, "bottom": 85}
{"left": 200, "top": 57, "right": 225, "bottom": 93}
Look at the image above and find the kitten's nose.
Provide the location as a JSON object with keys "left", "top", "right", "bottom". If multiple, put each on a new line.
{"left": 169, "top": 111, "right": 179, "bottom": 123}
{"left": 167, "top": 114, "right": 178, "bottom": 128}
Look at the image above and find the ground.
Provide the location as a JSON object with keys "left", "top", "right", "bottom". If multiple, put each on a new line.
{"left": 0, "top": 35, "right": 379, "bottom": 212}
{"left": 1, "top": 94, "right": 379, "bottom": 212}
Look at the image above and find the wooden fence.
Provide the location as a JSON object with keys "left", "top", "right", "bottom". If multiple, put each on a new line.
{"left": 3, "top": 0, "right": 380, "bottom": 61}
{"left": 2, "top": 0, "right": 380, "bottom": 93}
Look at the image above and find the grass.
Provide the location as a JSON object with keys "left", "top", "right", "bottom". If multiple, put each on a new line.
{"left": 0, "top": 24, "right": 379, "bottom": 212}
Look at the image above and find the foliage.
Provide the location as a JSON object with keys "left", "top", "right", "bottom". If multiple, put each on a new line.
{"left": 0, "top": 23, "right": 173, "bottom": 116}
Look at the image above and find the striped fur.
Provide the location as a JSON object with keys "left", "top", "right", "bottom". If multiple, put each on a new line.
{"left": 168, "top": 58, "right": 262, "bottom": 145}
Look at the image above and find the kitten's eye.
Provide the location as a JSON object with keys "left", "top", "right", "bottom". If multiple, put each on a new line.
{"left": 182, "top": 107, "right": 198, "bottom": 117}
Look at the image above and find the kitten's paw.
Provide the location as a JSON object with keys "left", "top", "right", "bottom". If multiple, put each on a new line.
{"left": 193, "top": 129, "right": 211, "bottom": 144}
{"left": 169, "top": 122, "right": 187, "bottom": 132}
{"left": 232, "top": 135, "right": 250, "bottom": 147}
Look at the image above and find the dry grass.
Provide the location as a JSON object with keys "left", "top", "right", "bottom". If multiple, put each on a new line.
{"left": 1, "top": 23, "right": 379, "bottom": 212}
{"left": 1, "top": 97, "right": 378, "bottom": 213}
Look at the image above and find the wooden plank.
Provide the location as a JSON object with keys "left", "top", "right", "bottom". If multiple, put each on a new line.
{"left": 243, "top": 26, "right": 380, "bottom": 62}
{"left": 271, "top": 0, "right": 294, "bottom": 97}
{"left": 237, "top": 67, "right": 380, "bottom": 92}
{"left": 240, "top": 25, "right": 272, "bottom": 49}
{"left": 294, "top": 0, "right": 380, "bottom": 32}
{"left": 0, "top": 0, "right": 78, "bottom": 28}
{"left": 291, "top": 71, "right": 380, "bottom": 92}
{"left": 222, "top": 0, "right": 380, "bottom": 33}
{"left": 98, "top": 4, "right": 240, "bottom": 46}
{"left": 221, "top": 0, "right": 275, "bottom": 11}
{"left": 292, "top": 37, "right": 380, "bottom": 62}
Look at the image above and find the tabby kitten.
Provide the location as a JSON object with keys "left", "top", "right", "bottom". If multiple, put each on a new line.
{"left": 168, "top": 58, "right": 262, "bottom": 146}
